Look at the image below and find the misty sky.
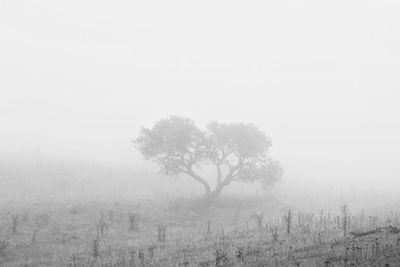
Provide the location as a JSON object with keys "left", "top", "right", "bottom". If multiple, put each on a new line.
{"left": 1, "top": 1, "right": 400, "bottom": 191}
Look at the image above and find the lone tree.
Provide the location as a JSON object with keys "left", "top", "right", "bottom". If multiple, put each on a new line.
{"left": 134, "top": 116, "right": 282, "bottom": 205}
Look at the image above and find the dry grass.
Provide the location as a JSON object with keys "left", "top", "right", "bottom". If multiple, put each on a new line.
{"left": 1, "top": 200, "right": 400, "bottom": 266}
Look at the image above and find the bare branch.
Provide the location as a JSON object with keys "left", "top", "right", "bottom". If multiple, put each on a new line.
{"left": 186, "top": 168, "right": 211, "bottom": 195}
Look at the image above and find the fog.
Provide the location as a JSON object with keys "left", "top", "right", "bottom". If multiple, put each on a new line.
{"left": 1, "top": 0, "right": 400, "bottom": 205}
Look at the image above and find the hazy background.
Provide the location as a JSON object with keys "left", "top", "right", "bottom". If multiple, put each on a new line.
{"left": 1, "top": 1, "right": 400, "bottom": 203}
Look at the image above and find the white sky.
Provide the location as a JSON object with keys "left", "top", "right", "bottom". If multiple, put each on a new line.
{"left": 1, "top": 0, "right": 400, "bottom": 191}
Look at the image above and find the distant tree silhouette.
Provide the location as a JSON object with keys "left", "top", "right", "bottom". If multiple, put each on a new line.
{"left": 134, "top": 116, "right": 282, "bottom": 206}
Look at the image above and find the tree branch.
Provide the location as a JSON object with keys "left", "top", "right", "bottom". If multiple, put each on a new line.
{"left": 216, "top": 163, "right": 223, "bottom": 186}
{"left": 186, "top": 168, "right": 211, "bottom": 195}
{"left": 210, "top": 160, "right": 244, "bottom": 199}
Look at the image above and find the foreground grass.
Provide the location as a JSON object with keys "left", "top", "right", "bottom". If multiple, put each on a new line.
{"left": 1, "top": 199, "right": 400, "bottom": 266}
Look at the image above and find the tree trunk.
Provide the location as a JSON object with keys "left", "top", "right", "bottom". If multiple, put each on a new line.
{"left": 203, "top": 183, "right": 225, "bottom": 207}
{"left": 186, "top": 168, "right": 234, "bottom": 209}
{"left": 187, "top": 169, "right": 212, "bottom": 196}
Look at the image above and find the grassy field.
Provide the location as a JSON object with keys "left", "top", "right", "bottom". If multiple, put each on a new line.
{"left": 1, "top": 198, "right": 400, "bottom": 266}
